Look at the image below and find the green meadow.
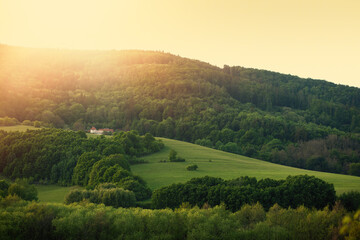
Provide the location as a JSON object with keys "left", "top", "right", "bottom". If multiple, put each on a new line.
{"left": 132, "top": 138, "right": 360, "bottom": 194}
{"left": 0, "top": 125, "right": 38, "bottom": 132}
{"left": 36, "top": 185, "right": 83, "bottom": 203}
{"left": 5, "top": 132, "right": 360, "bottom": 203}
{"left": 86, "top": 133, "right": 112, "bottom": 138}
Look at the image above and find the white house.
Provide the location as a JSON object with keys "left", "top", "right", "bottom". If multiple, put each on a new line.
{"left": 90, "top": 127, "right": 114, "bottom": 135}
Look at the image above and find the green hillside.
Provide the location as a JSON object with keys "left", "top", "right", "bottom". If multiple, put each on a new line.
{"left": 132, "top": 138, "right": 360, "bottom": 194}
{"left": 1, "top": 44, "right": 360, "bottom": 176}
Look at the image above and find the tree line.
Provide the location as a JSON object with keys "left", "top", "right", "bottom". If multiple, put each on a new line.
{"left": 152, "top": 175, "right": 336, "bottom": 211}
{"left": 1, "top": 196, "right": 358, "bottom": 240}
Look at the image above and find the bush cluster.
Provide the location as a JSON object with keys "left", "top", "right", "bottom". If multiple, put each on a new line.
{"left": 338, "top": 191, "right": 360, "bottom": 211}
{"left": 168, "top": 149, "right": 186, "bottom": 162}
{"left": 152, "top": 175, "right": 336, "bottom": 211}
{"left": 0, "top": 179, "right": 37, "bottom": 201}
{"left": 64, "top": 185, "right": 136, "bottom": 208}
{"left": 186, "top": 164, "right": 198, "bottom": 171}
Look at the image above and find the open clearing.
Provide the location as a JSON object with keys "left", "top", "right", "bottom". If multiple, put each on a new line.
{"left": 36, "top": 185, "right": 83, "bottom": 203}
{"left": 132, "top": 138, "right": 360, "bottom": 194}
{"left": 0, "top": 125, "right": 38, "bottom": 132}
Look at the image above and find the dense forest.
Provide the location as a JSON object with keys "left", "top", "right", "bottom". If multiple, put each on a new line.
{"left": 152, "top": 175, "right": 336, "bottom": 211}
{"left": 0, "top": 129, "right": 163, "bottom": 201}
{"left": 0, "top": 44, "right": 360, "bottom": 176}
{"left": 1, "top": 196, "right": 360, "bottom": 240}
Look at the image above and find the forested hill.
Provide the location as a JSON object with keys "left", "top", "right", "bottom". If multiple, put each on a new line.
{"left": 1, "top": 44, "right": 360, "bottom": 176}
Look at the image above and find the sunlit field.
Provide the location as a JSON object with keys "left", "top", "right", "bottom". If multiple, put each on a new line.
{"left": 36, "top": 185, "right": 83, "bottom": 203}
{"left": 0, "top": 125, "right": 38, "bottom": 132}
{"left": 132, "top": 138, "right": 360, "bottom": 194}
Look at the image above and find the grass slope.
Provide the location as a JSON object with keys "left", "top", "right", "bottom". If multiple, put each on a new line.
{"left": 0, "top": 125, "right": 38, "bottom": 132}
{"left": 36, "top": 185, "right": 83, "bottom": 203}
{"left": 132, "top": 138, "right": 360, "bottom": 194}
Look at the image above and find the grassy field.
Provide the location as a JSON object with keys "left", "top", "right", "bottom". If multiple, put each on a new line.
{"left": 4, "top": 133, "right": 360, "bottom": 203}
{"left": 86, "top": 133, "right": 112, "bottom": 138}
{"left": 132, "top": 138, "right": 360, "bottom": 194}
{"left": 36, "top": 185, "right": 83, "bottom": 203}
{"left": 0, "top": 125, "right": 38, "bottom": 132}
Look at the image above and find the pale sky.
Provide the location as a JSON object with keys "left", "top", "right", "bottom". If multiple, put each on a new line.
{"left": 0, "top": 0, "right": 359, "bottom": 87}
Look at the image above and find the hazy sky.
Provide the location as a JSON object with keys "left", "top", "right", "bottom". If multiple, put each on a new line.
{"left": 1, "top": 0, "right": 359, "bottom": 87}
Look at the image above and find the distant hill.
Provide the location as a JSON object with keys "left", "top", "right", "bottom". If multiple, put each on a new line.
{"left": 1, "top": 44, "right": 359, "bottom": 176}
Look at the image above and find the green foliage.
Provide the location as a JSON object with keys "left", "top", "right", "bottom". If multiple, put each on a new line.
{"left": 0, "top": 129, "right": 160, "bottom": 201}
{"left": 0, "top": 129, "right": 160, "bottom": 190}
{"left": 7, "top": 179, "right": 38, "bottom": 201}
{"left": 168, "top": 149, "right": 186, "bottom": 162}
{"left": 339, "top": 191, "right": 360, "bottom": 211}
{"left": 0, "top": 200, "right": 348, "bottom": 240}
{"left": 176, "top": 156, "right": 186, "bottom": 162}
{"left": 233, "top": 203, "right": 266, "bottom": 228}
{"left": 0, "top": 180, "right": 10, "bottom": 198}
{"left": 266, "top": 204, "right": 344, "bottom": 240}
{"left": 72, "top": 152, "right": 101, "bottom": 186}
{"left": 96, "top": 183, "right": 117, "bottom": 189}
{"left": 186, "top": 164, "right": 198, "bottom": 171}
{"left": 64, "top": 188, "right": 136, "bottom": 208}
{"left": 278, "top": 175, "right": 336, "bottom": 209}
{"left": 88, "top": 154, "right": 131, "bottom": 187}
{"left": 349, "top": 163, "right": 360, "bottom": 176}
{"left": 169, "top": 149, "right": 177, "bottom": 161}
{"left": 64, "top": 189, "right": 84, "bottom": 204}
{"left": 128, "top": 158, "right": 149, "bottom": 165}
{"left": 1, "top": 45, "right": 360, "bottom": 176}
{"left": 0, "top": 117, "right": 19, "bottom": 126}
{"left": 117, "top": 178, "right": 152, "bottom": 201}
{"left": 340, "top": 210, "right": 360, "bottom": 240}
{"left": 22, "top": 120, "right": 33, "bottom": 126}
{"left": 2, "top": 45, "right": 358, "bottom": 238}
{"left": 33, "top": 121, "right": 41, "bottom": 128}
{"left": 152, "top": 175, "right": 336, "bottom": 211}
{"left": 236, "top": 222, "right": 290, "bottom": 240}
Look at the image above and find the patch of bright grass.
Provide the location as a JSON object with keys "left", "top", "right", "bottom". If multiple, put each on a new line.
{"left": 132, "top": 138, "right": 360, "bottom": 194}
{"left": 0, "top": 125, "right": 39, "bottom": 132}
{"left": 36, "top": 185, "right": 83, "bottom": 203}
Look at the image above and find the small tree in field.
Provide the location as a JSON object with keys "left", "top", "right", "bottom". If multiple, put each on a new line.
{"left": 186, "top": 164, "right": 198, "bottom": 171}
{"left": 33, "top": 121, "right": 41, "bottom": 128}
{"left": 169, "top": 149, "right": 186, "bottom": 162}
{"left": 169, "top": 149, "right": 177, "bottom": 161}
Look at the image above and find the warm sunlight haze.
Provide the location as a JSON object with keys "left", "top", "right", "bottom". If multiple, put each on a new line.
{"left": 0, "top": 0, "right": 359, "bottom": 86}
{"left": 1, "top": 1, "right": 360, "bottom": 238}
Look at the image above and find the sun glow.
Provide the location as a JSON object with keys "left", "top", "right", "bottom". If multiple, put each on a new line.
{"left": 1, "top": 0, "right": 360, "bottom": 87}
{"left": 1, "top": 0, "right": 131, "bottom": 49}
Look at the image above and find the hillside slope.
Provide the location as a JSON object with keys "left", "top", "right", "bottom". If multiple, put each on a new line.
{"left": 1, "top": 44, "right": 360, "bottom": 176}
{"left": 132, "top": 138, "right": 360, "bottom": 194}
